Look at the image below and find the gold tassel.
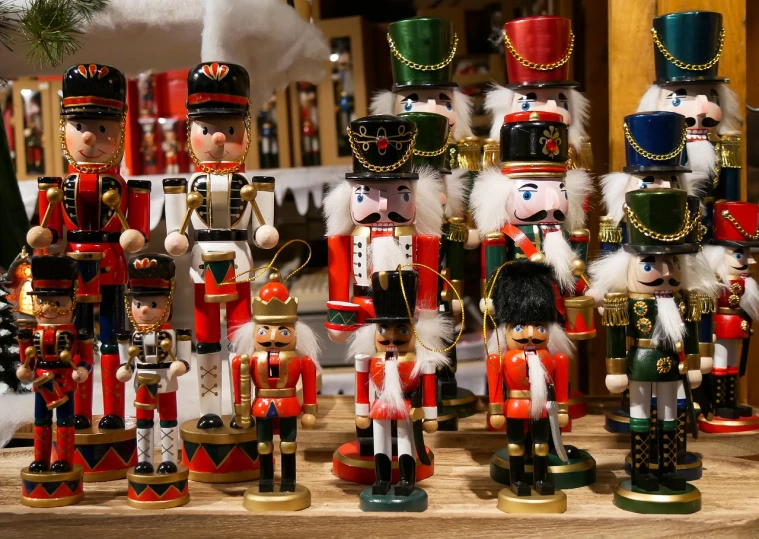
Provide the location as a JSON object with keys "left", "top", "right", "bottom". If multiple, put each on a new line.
{"left": 603, "top": 294, "right": 629, "bottom": 327}
{"left": 599, "top": 218, "right": 623, "bottom": 244}
{"left": 482, "top": 139, "right": 500, "bottom": 169}
{"left": 699, "top": 292, "right": 717, "bottom": 314}
{"left": 720, "top": 135, "right": 741, "bottom": 168}
{"left": 443, "top": 219, "right": 468, "bottom": 242}
{"left": 457, "top": 137, "right": 482, "bottom": 172}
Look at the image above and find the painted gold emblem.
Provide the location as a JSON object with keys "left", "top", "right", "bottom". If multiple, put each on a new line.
{"left": 633, "top": 301, "right": 648, "bottom": 317}
{"left": 636, "top": 317, "right": 652, "bottom": 334}
{"left": 657, "top": 357, "right": 673, "bottom": 374}
{"left": 741, "top": 319, "right": 750, "bottom": 332}
{"left": 678, "top": 301, "right": 686, "bottom": 316}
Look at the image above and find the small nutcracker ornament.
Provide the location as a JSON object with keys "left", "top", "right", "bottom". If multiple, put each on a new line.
{"left": 486, "top": 260, "right": 569, "bottom": 513}
{"left": 116, "top": 255, "right": 192, "bottom": 509}
{"left": 354, "top": 269, "right": 449, "bottom": 512}
{"left": 17, "top": 256, "right": 92, "bottom": 507}
{"left": 26, "top": 63, "right": 145, "bottom": 481}
{"left": 590, "top": 189, "right": 704, "bottom": 514}
{"left": 699, "top": 202, "right": 759, "bottom": 433}
{"left": 230, "top": 271, "right": 320, "bottom": 511}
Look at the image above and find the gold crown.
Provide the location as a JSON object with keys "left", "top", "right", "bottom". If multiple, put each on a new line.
{"left": 252, "top": 295, "right": 299, "bottom": 324}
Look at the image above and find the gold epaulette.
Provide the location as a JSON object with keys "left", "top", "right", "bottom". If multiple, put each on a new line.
{"left": 603, "top": 293, "right": 629, "bottom": 326}
{"left": 599, "top": 217, "right": 623, "bottom": 244}
{"left": 443, "top": 217, "right": 468, "bottom": 242}
{"left": 457, "top": 137, "right": 482, "bottom": 172}
{"left": 720, "top": 135, "right": 741, "bottom": 168}
{"left": 699, "top": 292, "right": 717, "bottom": 314}
{"left": 482, "top": 139, "right": 500, "bottom": 169}
{"left": 686, "top": 290, "right": 702, "bottom": 323}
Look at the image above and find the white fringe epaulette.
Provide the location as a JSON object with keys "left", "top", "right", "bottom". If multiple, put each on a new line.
{"left": 471, "top": 167, "right": 514, "bottom": 237}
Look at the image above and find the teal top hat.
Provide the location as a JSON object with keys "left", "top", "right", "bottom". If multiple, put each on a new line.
{"left": 388, "top": 17, "right": 458, "bottom": 90}
{"left": 652, "top": 11, "right": 728, "bottom": 85}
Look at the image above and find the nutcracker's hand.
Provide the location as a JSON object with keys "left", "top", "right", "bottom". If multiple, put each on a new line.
{"left": 489, "top": 413, "right": 506, "bottom": 429}
{"left": 355, "top": 416, "right": 371, "bottom": 430}
{"left": 301, "top": 413, "right": 316, "bottom": 429}
{"left": 164, "top": 231, "right": 189, "bottom": 256}
{"left": 700, "top": 355, "right": 713, "bottom": 375}
{"left": 120, "top": 229, "right": 145, "bottom": 253}
{"left": 479, "top": 297, "right": 494, "bottom": 314}
{"left": 27, "top": 226, "right": 52, "bottom": 249}
{"left": 116, "top": 366, "right": 133, "bottom": 383}
{"left": 169, "top": 361, "right": 187, "bottom": 378}
{"left": 72, "top": 366, "right": 89, "bottom": 384}
{"left": 422, "top": 419, "right": 438, "bottom": 434}
{"left": 451, "top": 299, "right": 463, "bottom": 318}
{"left": 327, "top": 328, "right": 351, "bottom": 344}
{"left": 16, "top": 366, "right": 32, "bottom": 382}
{"left": 255, "top": 224, "right": 279, "bottom": 250}
{"left": 606, "top": 374, "right": 629, "bottom": 394}
{"left": 688, "top": 369, "right": 703, "bottom": 389}
{"left": 558, "top": 412, "right": 570, "bottom": 428}
{"left": 464, "top": 230, "right": 481, "bottom": 250}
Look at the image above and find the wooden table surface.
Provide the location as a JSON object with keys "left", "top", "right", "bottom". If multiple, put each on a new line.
{"left": 2, "top": 396, "right": 759, "bottom": 537}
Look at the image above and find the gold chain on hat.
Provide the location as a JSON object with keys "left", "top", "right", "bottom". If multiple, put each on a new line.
{"left": 502, "top": 31, "right": 575, "bottom": 71}
{"left": 186, "top": 108, "right": 253, "bottom": 175}
{"left": 347, "top": 126, "right": 417, "bottom": 172}
{"left": 652, "top": 27, "right": 725, "bottom": 71}
{"left": 624, "top": 203, "right": 694, "bottom": 241}
{"left": 721, "top": 209, "right": 759, "bottom": 240}
{"left": 386, "top": 33, "right": 458, "bottom": 72}
{"left": 60, "top": 115, "right": 126, "bottom": 173}
{"left": 624, "top": 123, "right": 687, "bottom": 161}
{"left": 32, "top": 282, "right": 79, "bottom": 317}
{"left": 413, "top": 128, "right": 452, "bottom": 157}
{"left": 124, "top": 281, "right": 175, "bottom": 335}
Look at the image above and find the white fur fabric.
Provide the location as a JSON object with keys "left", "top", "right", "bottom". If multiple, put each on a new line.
{"left": 565, "top": 169, "right": 592, "bottom": 230}
{"left": 370, "top": 236, "right": 407, "bottom": 273}
{"left": 740, "top": 277, "right": 759, "bottom": 321}
{"left": 414, "top": 166, "right": 445, "bottom": 236}
{"left": 543, "top": 230, "right": 576, "bottom": 293}
{"left": 348, "top": 325, "right": 377, "bottom": 364}
{"left": 703, "top": 245, "right": 730, "bottom": 285}
{"left": 443, "top": 168, "right": 468, "bottom": 219}
{"left": 652, "top": 296, "right": 686, "bottom": 349}
{"left": 229, "top": 320, "right": 322, "bottom": 371}
{"left": 484, "top": 84, "right": 515, "bottom": 140}
{"left": 369, "top": 90, "right": 395, "bottom": 116}
{"left": 471, "top": 167, "right": 513, "bottom": 236}
{"left": 527, "top": 352, "right": 549, "bottom": 419}
{"left": 686, "top": 140, "right": 717, "bottom": 180}
{"left": 547, "top": 322, "right": 576, "bottom": 359}
{"left": 682, "top": 252, "right": 724, "bottom": 300}
{"left": 453, "top": 89, "right": 474, "bottom": 140}
{"left": 588, "top": 249, "right": 635, "bottom": 301}
{"left": 568, "top": 89, "right": 590, "bottom": 151}
{"left": 412, "top": 311, "right": 452, "bottom": 377}
{"left": 376, "top": 358, "right": 407, "bottom": 417}
{"left": 487, "top": 324, "right": 507, "bottom": 356}
{"left": 323, "top": 178, "right": 354, "bottom": 236}
{"left": 600, "top": 172, "right": 631, "bottom": 226}
{"left": 637, "top": 85, "right": 661, "bottom": 113}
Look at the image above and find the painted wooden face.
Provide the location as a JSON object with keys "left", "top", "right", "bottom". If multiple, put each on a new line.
{"left": 349, "top": 180, "right": 415, "bottom": 227}
{"left": 725, "top": 247, "right": 749, "bottom": 274}
{"left": 64, "top": 118, "right": 122, "bottom": 163}
{"left": 130, "top": 295, "right": 169, "bottom": 325}
{"left": 189, "top": 118, "right": 247, "bottom": 162}
{"left": 627, "top": 255, "right": 682, "bottom": 293}
{"left": 510, "top": 88, "right": 571, "bottom": 125}
{"left": 393, "top": 89, "right": 456, "bottom": 126}
{"left": 34, "top": 295, "right": 74, "bottom": 324}
{"left": 506, "top": 178, "right": 568, "bottom": 225}
{"left": 505, "top": 323, "right": 549, "bottom": 350}
{"left": 253, "top": 324, "right": 296, "bottom": 352}
{"left": 375, "top": 322, "right": 415, "bottom": 353}
{"left": 656, "top": 84, "right": 722, "bottom": 137}
{"left": 625, "top": 174, "right": 680, "bottom": 193}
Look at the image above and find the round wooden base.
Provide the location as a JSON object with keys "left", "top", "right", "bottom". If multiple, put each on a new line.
{"left": 65, "top": 416, "right": 137, "bottom": 482}
{"left": 243, "top": 484, "right": 311, "bottom": 512}
{"left": 126, "top": 464, "right": 190, "bottom": 509}
{"left": 490, "top": 448, "right": 596, "bottom": 489}
{"left": 180, "top": 416, "right": 260, "bottom": 483}
{"left": 438, "top": 387, "right": 478, "bottom": 431}
{"left": 332, "top": 441, "right": 434, "bottom": 484}
{"left": 604, "top": 407, "right": 631, "bottom": 434}
{"left": 698, "top": 414, "right": 759, "bottom": 434}
{"left": 613, "top": 479, "right": 701, "bottom": 514}
{"left": 496, "top": 487, "right": 567, "bottom": 514}
{"left": 624, "top": 452, "right": 703, "bottom": 481}
{"left": 20, "top": 465, "right": 84, "bottom": 508}
{"left": 359, "top": 486, "right": 428, "bottom": 512}
{"left": 568, "top": 390, "right": 587, "bottom": 420}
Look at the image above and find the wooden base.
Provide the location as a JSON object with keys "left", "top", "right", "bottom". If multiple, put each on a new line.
{"left": 497, "top": 487, "right": 567, "bottom": 513}
{"left": 359, "top": 486, "right": 428, "bottom": 512}
{"left": 180, "top": 416, "right": 260, "bottom": 483}
{"left": 438, "top": 387, "right": 478, "bottom": 431}
{"left": 698, "top": 414, "right": 759, "bottom": 434}
{"left": 613, "top": 479, "right": 701, "bottom": 514}
{"left": 624, "top": 452, "right": 703, "bottom": 481}
{"left": 65, "top": 417, "right": 137, "bottom": 482}
{"left": 332, "top": 441, "right": 434, "bottom": 484}
{"left": 20, "top": 465, "right": 84, "bottom": 508}
{"left": 489, "top": 447, "right": 596, "bottom": 489}
{"left": 569, "top": 390, "right": 587, "bottom": 420}
{"left": 243, "top": 484, "right": 311, "bottom": 512}
{"left": 126, "top": 464, "right": 190, "bottom": 509}
{"left": 604, "top": 407, "right": 630, "bottom": 434}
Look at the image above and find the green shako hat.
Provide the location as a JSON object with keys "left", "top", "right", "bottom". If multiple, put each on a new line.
{"left": 398, "top": 111, "right": 451, "bottom": 173}
{"left": 388, "top": 17, "right": 458, "bottom": 90}
{"left": 346, "top": 115, "right": 419, "bottom": 181}
{"left": 652, "top": 11, "right": 728, "bottom": 85}
{"left": 624, "top": 189, "right": 699, "bottom": 255}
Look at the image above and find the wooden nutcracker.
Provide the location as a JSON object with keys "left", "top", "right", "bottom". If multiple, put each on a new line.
{"left": 17, "top": 256, "right": 92, "bottom": 507}
{"left": 26, "top": 64, "right": 144, "bottom": 481}
{"left": 116, "top": 254, "right": 192, "bottom": 509}
{"left": 169, "top": 62, "right": 278, "bottom": 483}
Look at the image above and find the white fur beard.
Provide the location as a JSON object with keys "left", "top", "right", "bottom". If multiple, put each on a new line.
{"left": 740, "top": 277, "right": 759, "bottom": 321}
{"left": 543, "top": 231, "right": 576, "bottom": 292}
{"left": 527, "top": 352, "right": 549, "bottom": 420}
{"left": 652, "top": 296, "right": 686, "bottom": 349}
{"left": 370, "top": 236, "right": 407, "bottom": 273}
{"left": 412, "top": 311, "right": 452, "bottom": 377}
{"left": 547, "top": 323, "right": 575, "bottom": 359}
{"left": 686, "top": 140, "right": 716, "bottom": 179}
{"left": 377, "top": 359, "right": 408, "bottom": 418}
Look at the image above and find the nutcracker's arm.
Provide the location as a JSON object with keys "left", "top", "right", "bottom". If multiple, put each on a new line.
{"left": 717, "top": 135, "right": 741, "bottom": 201}
{"left": 683, "top": 292, "right": 702, "bottom": 373}
{"left": 300, "top": 356, "right": 318, "bottom": 416}
{"left": 163, "top": 178, "right": 188, "bottom": 236}
{"left": 486, "top": 353, "right": 504, "bottom": 416}
{"left": 126, "top": 180, "right": 152, "bottom": 242}
{"left": 480, "top": 232, "right": 508, "bottom": 301}
{"left": 696, "top": 292, "right": 715, "bottom": 371}
{"left": 569, "top": 229, "right": 590, "bottom": 295}
{"left": 603, "top": 293, "right": 629, "bottom": 376}
{"left": 17, "top": 329, "right": 35, "bottom": 370}
{"left": 231, "top": 354, "right": 246, "bottom": 411}
{"left": 117, "top": 332, "right": 132, "bottom": 366}
{"left": 598, "top": 216, "right": 623, "bottom": 255}
{"left": 553, "top": 352, "right": 569, "bottom": 411}
{"left": 249, "top": 176, "right": 276, "bottom": 248}
{"left": 77, "top": 328, "right": 94, "bottom": 373}
{"left": 176, "top": 329, "right": 192, "bottom": 371}
{"left": 421, "top": 362, "right": 437, "bottom": 421}
{"left": 440, "top": 222, "right": 465, "bottom": 315}
{"left": 37, "top": 177, "right": 64, "bottom": 245}
{"left": 327, "top": 235, "right": 351, "bottom": 302}
{"left": 415, "top": 234, "right": 440, "bottom": 312}
{"left": 354, "top": 354, "right": 371, "bottom": 418}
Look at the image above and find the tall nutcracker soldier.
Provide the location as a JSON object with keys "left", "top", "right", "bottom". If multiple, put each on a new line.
{"left": 230, "top": 272, "right": 320, "bottom": 511}
{"left": 17, "top": 256, "right": 92, "bottom": 507}
{"left": 323, "top": 115, "right": 443, "bottom": 482}
{"left": 26, "top": 63, "right": 146, "bottom": 481}
{"left": 590, "top": 189, "right": 703, "bottom": 514}
{"left": 354, "top": 269, "right": 448, "bottom": 512}
{"left": 168, "top": 62, "right": 278, "bottom": 483}
{"left": 116, "top": 254, "right": 192, "bottom": 509}
{"left": 487, "top": 260, "right": 570, "bottom": 513}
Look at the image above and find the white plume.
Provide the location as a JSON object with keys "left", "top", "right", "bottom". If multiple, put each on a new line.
{"left": 369, "top": 90, "right": 395, "bottom": 116}
{"left": 565, "top": 168, "right": 592, "bottom": 230}
{"left": 376, "top": 358, "right": 407, "bottom": 417}
{"left": 717, "top": 84, "right": 742, "bottom": 136}
{"left": 370, "top": 236, "right": 406, "bottom": 273}
{"left": 443, "top": 168, "right": 468, "bottom": 219}
{"left": 703, "top": 245, "right": 730, "bottom": 285}
{"left": 588, "top": 249, "right": 635, "bottom": 300}
{"left": 453, "top": 89, "right": 474, "bottom": 140}
{"left": 740, "top": 277, "right": 759, "bottom": 321}
{"left": 600, "top": 172, "right": 631, "bottom": 226}
{"left": 686, "top": 140, "right": 717, "bottom": 180}
{"left": 323, "top": 179, "right": 353, "bottom": 236}
{"left": 637, "top": 85, "right": 662, "bottom": 112}
{"left": 484, "top": 83, "right": 515, "bottom": 140}
{"left": 471, "top": 167, "right": 514, "bottom": 236}
{"left": 547, "top": 322, "right": 575, "bottom": 359}
{"left": 412, "top": 311, "right": 452, "bottom": 377}
{"left": 568, "top": 88, "right": 590, "bottom": 150}
{"left": 652, "top": 295, "right": 686, "bottom": 349}
{"left": 347, "top": 324, "right": 376, "bottom": 363}
{"left": 527, "top": 352, "right": 549, "bottom": 419}
{"left": 414, "top": 166, "right": 444, "bottom": 236}
{"left": 681, "top": 252, "right": 724, "bottom": 300}
{"left": 543, "top": 230, "right": 576, "bottom": 293}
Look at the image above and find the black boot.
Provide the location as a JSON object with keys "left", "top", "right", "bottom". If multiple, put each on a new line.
{"left": 258, "top": 453, "right": 274, "bottom": 493}
{"left": 134, "top": 461, "right": 155, "bottom": 475}
{"left": 28, "top": 460, "right": 48, "bottom": 473}
{"left": 197, "top": 413, "right": 223, "bottom": 430}
{"left": 676, "top": 405, "right": 687, "bottom": 467}
{"left": 508, "top": 454, "right": 531, "bottom": 497}
{"left": 280, "top": 452, "right": 296, "bottom": 493}
{"left": 371, "top": 453, "right": 392, "bottom": 495}
{"left": 714, "top": 375, "right": 738, "bottom": 419}
{"left": 659, "top": 426, "right": 685, "bottom": 491}
{"left": 98, "top": 414, "right": 125, "bottom": 430}
{"left": 394, "top": 454, "right": 416, "bottom": 496}
{"left": 533, "top": 452, "right": 554, "bottom": 496}
{"left": 631, "top": 429, "right": 659, "bottom": 491}
{"left": 50, "top": 460, "right": 72, "bottom": 473}
{"left": 74, "top": 415, "right": 91, "bottom": 430}
{"left": 156, "top": 461, "right": 178, "bottom": 475}
{"left": 357, "top": 423, "right": 374, "bottom": 457}
{"left": 727, "top": 374, "right": 754, "bottom": 417}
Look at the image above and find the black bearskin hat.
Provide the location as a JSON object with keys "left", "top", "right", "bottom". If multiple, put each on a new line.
{"left": 493, "top": 260, "right": 557, "bottom": 325}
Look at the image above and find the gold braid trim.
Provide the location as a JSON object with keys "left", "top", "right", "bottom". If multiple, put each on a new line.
{"left": 699, "top": 292, "right": 717, "bottom": 314}
{"left": 599, "top": 218, "right": 623, "bottom": 244}
{"left": 444, "top": 219, "right": 468, "bottom": 242}
{"left": 720, "top": 135, "right": 742, "bottom": 168}
{"left": 603, "top": 294, "right": 629, "bottom": 327}
{"left": 686, "top": 291, "right": 702, "bottom": 323}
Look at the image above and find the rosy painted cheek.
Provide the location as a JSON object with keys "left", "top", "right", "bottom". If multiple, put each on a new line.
{"left": 708, "top": 104, "right": 722, "bottom": 121}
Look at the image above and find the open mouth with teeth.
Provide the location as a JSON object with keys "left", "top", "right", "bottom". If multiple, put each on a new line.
{"left": 687, "top": 128, "right": 708, "bottom": 141}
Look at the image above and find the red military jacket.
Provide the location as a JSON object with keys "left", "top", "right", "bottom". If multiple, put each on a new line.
{"left": 715, "top": 274, "right": 751, "bottom": 340}
{"left": 487, "top": 348, "right": 568, "bottom": 420}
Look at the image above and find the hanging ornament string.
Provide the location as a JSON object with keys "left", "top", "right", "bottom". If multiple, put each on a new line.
{"left": 221, "top": 239, "right": 313, "bottom": 286}
{"left": 60, "top": 115, "right": 126, "bottom": 173}
{"left": 397, "top": 262, "right": 464, "bottom": 353}
{"left": 481, "top": 261, "right": 516, "bottom": 360}
{"left": 123, "top": 281, "right": 176, "bottom": 335}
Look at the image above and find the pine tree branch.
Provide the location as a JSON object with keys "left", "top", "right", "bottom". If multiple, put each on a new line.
{"left": 0, "top": 1, "right": 21, "bottom": 52}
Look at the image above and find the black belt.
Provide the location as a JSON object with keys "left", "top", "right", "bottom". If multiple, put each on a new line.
{"left": 37, "top": 360, "right": 70, "bottom": 369}
{"left": 353, "top": 284, "right": 371, "bottom": 298}
{"left": 137, "top": 362, "right": 171, "bottom": 370}
{"left": 194, "top": 229, "right": 248, "bottom": 242}
{"left": 68, "top": 231, "right": 121, "bottom": 244}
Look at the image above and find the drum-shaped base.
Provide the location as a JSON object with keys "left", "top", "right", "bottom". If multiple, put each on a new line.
{"left": 180, "top": 416, "right": 259, "bottom": 483}
{"left": 66, "top": 417, "right": 137, "bottom": 482}
{"left": 613, "top": 479, "right": 701, "bottom": 514}
{"left": 243, "top": 484, "right": 311, "bottom": 512}
{"left": 698, "top": 414, "right": 759, "bottom": 434}
{"left": 624, "top": 452, "right": 703, "bottom": 481}
{"left": 496, "top": 487, "right": 567, "bottom": 514}
{"left": 359, "top": 486, "right": 428, "bottom": 512}
{"left": 438, "top": 387, "right": 477, "bottom": 432}
{"left": 490, "top": 448, "right": 596, "bottom": 489}
{"left": 568, "top": 390, "right": 587, "bottom": 420}
{"left": 127, "top": 464, "right": 190, "bottom": 509}
{"left": 604, "top": 407, "right": 631, "bottom": 434}
{"left": 332, "top": 441, "right": 434, "bottom": 484}
{"left": 20, "top": 465, "right": 84, "bottom": 508}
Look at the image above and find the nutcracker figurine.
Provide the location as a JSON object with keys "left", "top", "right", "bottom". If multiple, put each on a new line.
{"left": 590, "top": 189, "right": 703, "bottom": 514}
{"left": 17, "top": 256, "right": 92, "bottom": 507}
{"left": 26, "top": 63, "right": 145, "bottom": 481}
{"left": 354, "top": 269, "right": 448, "bottom": 512}
{"left": 323, "top": 115, "right": 443, "bottom": 482}
{"left": 169, "top": 62, "right": 278, "bottom": 483}
{"left": 161, "top": 121, "right": 180, "bottom": 175}
{"left": 699, "top": 202, "right": 759, "bottom": 433}
{"left": 230, "top": 272, "right": 320, "bottom": 511}
{"left": 486, "top": 260, "right": 569, "bottom": 513}
{"left": 116, "top": 255, "right": 192, "bottom": 509}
